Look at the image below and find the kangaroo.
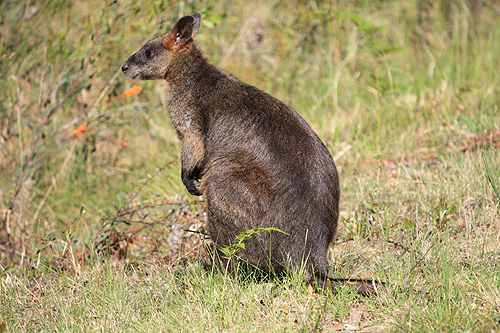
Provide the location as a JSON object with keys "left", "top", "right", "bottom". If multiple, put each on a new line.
{"left": 122, "top": 13, "right": 340, "bottom": 286}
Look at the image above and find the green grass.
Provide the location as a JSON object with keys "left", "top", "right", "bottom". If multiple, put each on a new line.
{"left": 1, "top": 0, "right": 500, "bottom": 331}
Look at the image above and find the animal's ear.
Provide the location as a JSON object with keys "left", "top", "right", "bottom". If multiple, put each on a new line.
{"left": 168, "top": 12, "right": 202, "bottom": 48}
{"left": 189, "top": 13, "right": 202, "bottom": 38}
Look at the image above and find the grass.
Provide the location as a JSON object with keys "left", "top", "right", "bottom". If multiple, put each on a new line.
{"left": 1, "top": 0, "right": 500, "bottom": 331}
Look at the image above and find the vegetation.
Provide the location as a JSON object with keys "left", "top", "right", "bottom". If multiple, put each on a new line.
{"left": 1, "top": 0, "right": 499, "bottom": 331}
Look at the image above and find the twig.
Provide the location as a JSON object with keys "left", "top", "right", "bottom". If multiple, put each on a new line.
{"left": 115, "top": 159, "right": 177, "bottom": 215}
{"left": 117, "top": 200, "right": 204, "bottom": 216}
{"left": 395, "top": 239, "right": 437, "bottom": 292}
{"left": 31, "top": 141, "right": 78, "bottom": 225}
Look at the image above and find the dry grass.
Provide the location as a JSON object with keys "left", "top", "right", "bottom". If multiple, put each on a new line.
{"left": 1, "top": 0, "right": 500, "bottom": 331}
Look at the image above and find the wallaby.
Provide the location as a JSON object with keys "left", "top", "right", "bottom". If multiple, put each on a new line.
{"left": 122, "top": 13, "right": 340, "bottom": 287}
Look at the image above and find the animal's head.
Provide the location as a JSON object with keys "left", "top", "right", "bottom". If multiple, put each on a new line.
{"left": 121, "top": 12, "right": 201, "bottom": 80}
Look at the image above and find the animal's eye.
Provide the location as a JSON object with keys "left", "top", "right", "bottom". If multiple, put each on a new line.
{"left": 145, "top": 49, "right": 154, "bottom": 59}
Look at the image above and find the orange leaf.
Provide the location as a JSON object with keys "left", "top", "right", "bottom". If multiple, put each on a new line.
{"left": 122, "top": 85, "right": 142, "bottom": 98}
{"left": 307, "top": 283, "right": 314, "bottom": 294}
{"left": 73, "top": 124, "right": 89, "bottom": 137}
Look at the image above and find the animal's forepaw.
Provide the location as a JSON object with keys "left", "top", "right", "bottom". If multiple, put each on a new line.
{"left": 183, "top": 177, "right": 203, "bottom": 196}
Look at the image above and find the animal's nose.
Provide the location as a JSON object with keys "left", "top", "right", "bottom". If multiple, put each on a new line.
{"left": 122, "top": 64, "right": 129, "bottom": 74}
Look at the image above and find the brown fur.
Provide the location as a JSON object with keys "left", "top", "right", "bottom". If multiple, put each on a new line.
{"left": 122, "top": 13, "right": 340, "bottom": 283}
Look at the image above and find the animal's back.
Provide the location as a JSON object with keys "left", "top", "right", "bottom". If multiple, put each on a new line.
{"left": 198, "top": 69, "right": 339, "bottom": 277}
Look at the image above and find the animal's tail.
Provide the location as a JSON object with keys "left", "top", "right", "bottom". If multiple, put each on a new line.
{"left": 313, "top": 277, "right": 386, "bottom": 296}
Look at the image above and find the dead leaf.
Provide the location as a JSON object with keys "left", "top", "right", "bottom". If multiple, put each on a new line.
{"left": 307, "top": 283, "right": 314, "bottom": 294}
{"left": 332, "top": 322, "right": 344, "bottom": 331}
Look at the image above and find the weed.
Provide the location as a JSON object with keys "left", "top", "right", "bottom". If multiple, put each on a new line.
{"left": 0, "top": 0, "right": 499, "bottom": 331}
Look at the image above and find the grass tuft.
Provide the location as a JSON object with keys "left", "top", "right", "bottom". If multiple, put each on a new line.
{"left": 1, "top": 0, "right": 500, "bottom": 331}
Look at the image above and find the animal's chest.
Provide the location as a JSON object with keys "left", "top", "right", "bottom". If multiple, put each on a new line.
{"left": 167, "top": 95, "right": 193, "bottom": 136}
